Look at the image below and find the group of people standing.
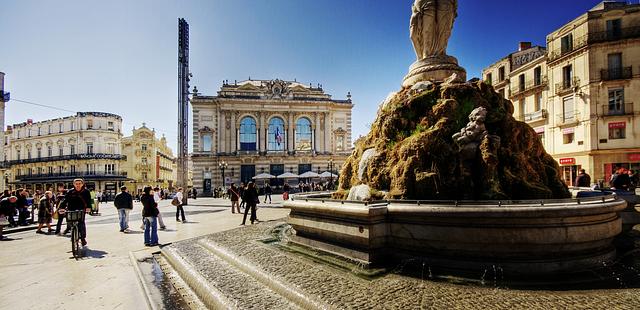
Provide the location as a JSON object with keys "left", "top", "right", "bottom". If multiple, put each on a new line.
{"left": 228, "top": 182, "right": 262, "bottom": 225}
{"left": 0, "top": 179, "right": 93, "bottom": 244}
{"left": 114, "top": 186, "right": 185, "bottom": 247}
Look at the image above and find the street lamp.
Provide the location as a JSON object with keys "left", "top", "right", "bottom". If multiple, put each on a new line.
{"left": 4, "top": 171, "right": 10, "bottom": 191}
{"left": 328, "top": 158, "right": 334, "bottom": 190}
{"left": 219, "top": 160, "right": 228, "bottom": 188}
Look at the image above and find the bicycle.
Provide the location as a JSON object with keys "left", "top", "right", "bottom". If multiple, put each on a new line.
{"left": 66, "top": 210, "right": 85, "bottom": 259}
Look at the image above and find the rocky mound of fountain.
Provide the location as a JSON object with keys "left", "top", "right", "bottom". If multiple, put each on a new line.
{"left": 335, "top": 80, "right": 570, "bottom": 201}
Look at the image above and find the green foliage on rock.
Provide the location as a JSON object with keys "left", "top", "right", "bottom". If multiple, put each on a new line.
{"left": 337, "top": 81, "right": 570, "bottom": 200}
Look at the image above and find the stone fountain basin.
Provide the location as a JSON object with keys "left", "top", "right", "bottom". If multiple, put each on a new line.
{"left": 284, "top": 195, "right": 627, "bottom": 276}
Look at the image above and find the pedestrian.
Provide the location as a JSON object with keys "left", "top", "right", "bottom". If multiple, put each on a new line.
{"left": 241, "top": 182, "right": 259, "bottom": 225}
{"left": 35, "top": 191, "right": 54, "bottom": 234}
{"left": 175, "top": 187, "right": 186, "bottom": 222}
{"left": 141, "top": 186, "right": 159, "bottom": 246}
{"left": 228, "top": 184, "right": 241, "bottom": 213}
{"left": 0, "top": 196, "right": 17, "bottom": 240}
{"left": 192, "top": 187, "right": 197, "bottom": 200}
{"left": 16, "top": 188, "right": 29, "bottom": 226}
{"left": 1, "top": 194, "right": 17, "bottom": 227}
{"left": 95, "top": 190, "right": 102, "bottom": 207}
{"left": 574, "top": 169, "right": 591, "bottom": 187}
{"left": 101, "top": 190, "right": 108, "bottom": 204}
{"left": 58, "top": 179, "right": 92, "bottom": 246}
{"left": 153, "top": 187, "right": 166, "bottom": 230}
{"left": 612, "top": 167, "right": 631, "bottom": 191}
{"left": 263, "top": 183, "right": 272, "bottom": 203}
{"left": 54, "top": 190, "right": 67, "bottom": 235}
{"left": 114, "top": 186, "right": 134, "bottom": 232}
{"left": 238, "top": 182, "right": 246, "bottom": 211}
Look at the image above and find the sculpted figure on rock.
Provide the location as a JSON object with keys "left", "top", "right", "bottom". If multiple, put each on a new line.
{"left": 410, "top": 0, "right": 458, "bottom": 60}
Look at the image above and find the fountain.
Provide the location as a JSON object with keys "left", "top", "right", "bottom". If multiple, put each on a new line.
{"left": 140, "top": 2, "right": 640, "bottom": 308}
{"left": 284, "top": 0, "right": 629, "bottom": 282}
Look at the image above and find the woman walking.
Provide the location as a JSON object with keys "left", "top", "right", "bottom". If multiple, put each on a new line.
{"left": 175, "top": 187, "right": 186, "bottom": 222}
{"left": 36, "top": 191, "right": 54, "bottom": 234}
{"left": 241, "top": 182, "right": 259, "bottom": 225}
{"left": 141, "top": 186, "right": 159, "bottom": 246}
{"left": 228, "top": 184, "right": 241, "bottom": 214}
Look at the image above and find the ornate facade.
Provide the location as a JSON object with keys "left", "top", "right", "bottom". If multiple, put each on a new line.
{"left": 4, "top": 112, "right": 128, "bottom": 195}
{"left": 121, "top": 124, "right": 176, "bottom": 193}
{"left": 483, "top": 1, "right": 640, "bottom": 186}
{"left": 191, "top": 79, "right": 353, "bottom": 195}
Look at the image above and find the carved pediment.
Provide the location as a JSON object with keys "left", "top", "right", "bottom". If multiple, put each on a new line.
{"left": 199, "top": 126, "right": 215, "bottom": 133}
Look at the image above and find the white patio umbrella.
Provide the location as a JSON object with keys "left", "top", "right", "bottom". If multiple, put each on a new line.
{"left": 298, "top": 171, "right": 320, "bottom": 179}
{"left": 319, "top": 171, "right": 338, "bottom": 178}
{"left": 252, "top": 173, "right": 275, "bottom": 180}
{"left": 277, "top": 172, "right": 299, "bottom": 179}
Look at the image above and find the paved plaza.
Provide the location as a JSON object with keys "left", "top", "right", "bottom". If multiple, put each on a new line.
{"left": 0, "top": 197, "right": 289, "bottom": 310}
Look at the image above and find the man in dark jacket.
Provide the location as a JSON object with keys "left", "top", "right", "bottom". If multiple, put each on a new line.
{"left": 16, "top": 189, "right": 29, "bottom": 226}
{"left": 114, "top": 186, "right": 134, "bottom": 232}
{"left": 141, "top": 186, "right": 159, "bottom": 246}
{"left": 0, "top": 196, "right": 18, "bottom": 230}
{"left": 574, "top": 169, "right": 591, "bottom": 187}
{"left": 612, "top": 167, "right": 632, "bottom": 191}
{"left": 60, "top": 179, "right": 92, "bottom": 246}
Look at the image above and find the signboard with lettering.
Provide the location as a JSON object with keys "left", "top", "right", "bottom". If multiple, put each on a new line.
{"left": 559, "top": 158, "right": 576, "bottom": 165}
{"left": 608, "top": 121, "right": 626, "bottom": 129}
{"left": 534, "top": 127, "right": 545, "bottom": 134}
{"left": 629, "top": 153, "right": 640, "bottom": 162}
{"left": 562, "top": 127, "right": 575, "bottom": 134}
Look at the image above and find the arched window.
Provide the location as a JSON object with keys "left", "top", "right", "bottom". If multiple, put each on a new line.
{"left": 239, "top": 117, "right": 257, "bottom": 151}
{"left": 267, "top": 117, "right": 285, "bottom": 151}
{"left": 295, "top": 117, "right": 312, "bottom": 151}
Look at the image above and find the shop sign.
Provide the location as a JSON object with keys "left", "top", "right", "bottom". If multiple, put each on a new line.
{"left": 534, "top": 127, "right": 544, "bottom": 134}
{"left": 629, "top": 153, "right": 640, "bottom": 162}
{"left": 608, "top": 121, "right": 626, "bottom": 129}
{"left": 562, "top": 127, "right": 575, "bottom": 134}
{"left": 559, "top": 158, "right": 576, "bottom": 165}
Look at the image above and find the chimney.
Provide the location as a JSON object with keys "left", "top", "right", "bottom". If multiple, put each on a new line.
{"left": 519, "top": 42, "right": 532, "bottom": 51}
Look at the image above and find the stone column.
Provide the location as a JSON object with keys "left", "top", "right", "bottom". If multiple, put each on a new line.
{"left": 219, "top": 110, "right": 226, "bottom": 153}
{"left": 259, "top": 113, "right": 266, "bottom": 152}
{"left": 314, "top": 113, "right": 322, "bottom": 153}
{"left": 230, "top": 112, "right": 237, "bottom": 152}
{"left": 323, "top": 112, "right": 331, "bottom": 153}
{"left": 287, "top": 113, "right": 294, "bottom": 153}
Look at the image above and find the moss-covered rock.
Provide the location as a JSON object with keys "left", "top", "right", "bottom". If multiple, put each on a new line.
{"left": 338, "top": 81, "right": 570, "bottom": 200}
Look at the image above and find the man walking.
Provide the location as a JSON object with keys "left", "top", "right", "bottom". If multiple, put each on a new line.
{"left": 574, "top": 169, "right": 591, "bottom": 187}
{"left": 114, "top": 186, "right": 133, "bottom": 232}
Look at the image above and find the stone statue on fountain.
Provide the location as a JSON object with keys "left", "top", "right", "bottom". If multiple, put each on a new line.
{"left": 403, "top": 0, "right": 466, "bottom": 87}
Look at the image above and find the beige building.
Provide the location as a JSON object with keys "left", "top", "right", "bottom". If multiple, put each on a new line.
{"left": 191, "top": 78, "right": 353, "bottom": 196}
{"left": 483, "top": 1, "right": 640, "bottom": 186}
{"left": 4, "top": 112, "right": 128, "bottom": 195}
{"left": 121, "top": 124, "right": 176, "bottom": 193}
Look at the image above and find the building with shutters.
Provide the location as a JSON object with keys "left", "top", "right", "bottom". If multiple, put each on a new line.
{"left": 482, "top": 1, "right": 640, "bottom": 186}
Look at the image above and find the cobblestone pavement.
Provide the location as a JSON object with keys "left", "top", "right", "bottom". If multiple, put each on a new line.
{"left": 166, "top": 220, "right": 640, "bottom": 309}
{"left": 0, "top": 198, "right": 289, "bottom": 310}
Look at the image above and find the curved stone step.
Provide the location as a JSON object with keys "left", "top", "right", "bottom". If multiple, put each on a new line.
{"left": 163, "top": 242, "right": 305, "bottom": 309}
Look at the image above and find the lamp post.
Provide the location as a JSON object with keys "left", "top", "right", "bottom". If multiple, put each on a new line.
{"left": 4, "top": 171, "right": 10, "bottom": 191}
{"left": 328, "top": 158, "right": 334, "bottom": 190}
{"left": 219, "top": 160, "right": 228, "bottom": 189}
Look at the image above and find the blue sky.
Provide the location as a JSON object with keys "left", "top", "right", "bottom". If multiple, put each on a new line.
{"left": 0, "top": 0, "right": 607, "bottom": 151}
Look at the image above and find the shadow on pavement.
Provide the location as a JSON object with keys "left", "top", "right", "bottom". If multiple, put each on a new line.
{"left": 84, "top": 248, "right": 108, "bottom": 259}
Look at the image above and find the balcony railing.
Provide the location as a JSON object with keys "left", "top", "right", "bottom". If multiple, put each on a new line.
{"left": 589, "top": 26, "right": 640, "bottom": 44}
{"left": 135, "top": 149, "right": 153, "bottom": 157}
{"left": 556, "top": 111, "right": 581, "bottom": 126}
{"left": 555, "top": 77, "right": 580, "bottom": 96}
{"left": 509, "top": 76, "right": 547, "bottom": 98}
{"left": 14, "top": 171, "right": 129, "bottom": 181}
{"left": 601, "top": 102, "right": 634, "bottom": 116}
{"left": 6, "top": 153, "right": 126, "bottom": 165}
{"left": 524, "top": 109, "right": 548, "bottom": 122}
{"left": 548, "top": 35, "right": 588, "bottom": 62}
{"left": 601, "top": 67, "right": 632, "bottom": 81}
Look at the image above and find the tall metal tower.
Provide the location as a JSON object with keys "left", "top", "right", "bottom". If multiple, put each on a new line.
{"left": 177, "top": 18, "right": 190, "bottom": 203}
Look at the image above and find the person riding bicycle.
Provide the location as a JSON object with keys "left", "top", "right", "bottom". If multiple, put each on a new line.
{"left": 59, "top": 179, "right": 92, "bottom": 246}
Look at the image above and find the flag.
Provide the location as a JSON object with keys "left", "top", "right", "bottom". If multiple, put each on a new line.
{"left": 275, "top": 127, "right": 283, "bottom": 146}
